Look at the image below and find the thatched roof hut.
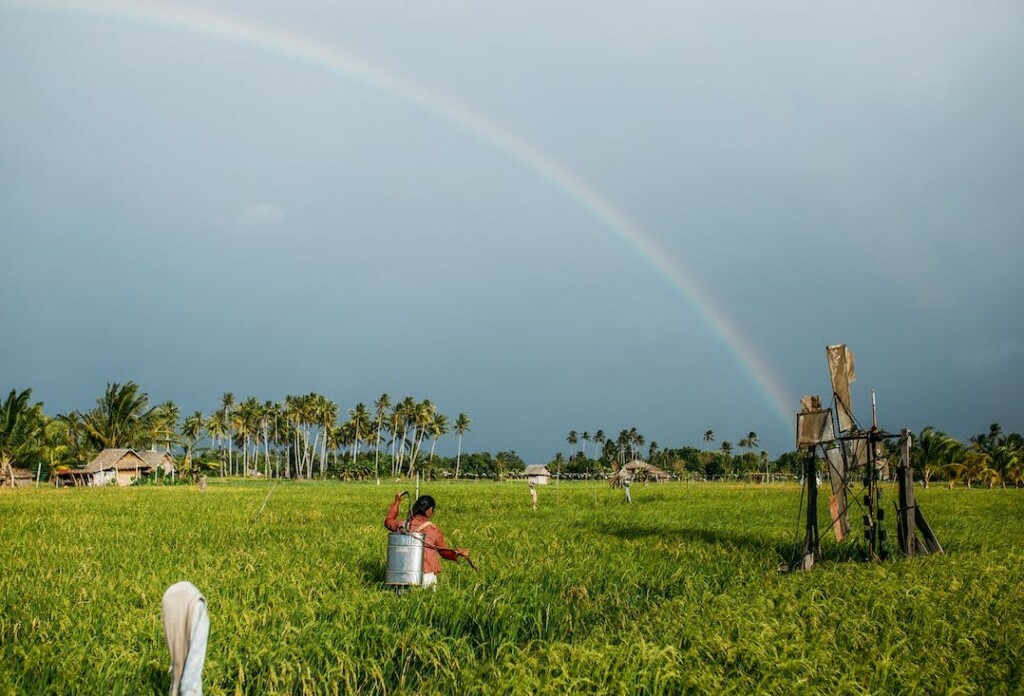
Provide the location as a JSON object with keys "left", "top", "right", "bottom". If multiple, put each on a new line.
{"left": 54, "top": 463, "right": 114, "bottom": 487}
{"left": 137, "top": 450, "right": 177, "bottom": 475}
{"left": 525, "top": 465, "right": 551, "bottom": 486}
{"left": 2, "top": 467, "right": 36, "bottom": 487}
{"left": 612, "top": 459, "right": 672, "bottom": 484}
{"left": 55, "top": 449, "right": 154, "bottom": 487}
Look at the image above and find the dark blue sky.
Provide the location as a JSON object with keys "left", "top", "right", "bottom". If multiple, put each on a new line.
{"left": 2, "top": 1, "right": 1022, "bottom": 461}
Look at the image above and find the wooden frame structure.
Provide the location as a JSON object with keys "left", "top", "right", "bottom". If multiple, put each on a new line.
{"left": 788, "top": 345, "right": 941, "bottom": 571}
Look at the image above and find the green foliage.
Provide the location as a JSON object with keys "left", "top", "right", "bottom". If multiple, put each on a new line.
{"left": 1, "top": 482, "right": 1022, "bottom": 694}
{"left": 0, "top": 388, "right": 46, "bottom": 477}
{"left": 75, "top": 382, "right": 159, "bottom": 453}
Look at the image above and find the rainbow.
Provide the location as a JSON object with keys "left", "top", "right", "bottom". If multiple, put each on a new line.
{"left": 3, "top": 0, "right": 796, "bottom": 433}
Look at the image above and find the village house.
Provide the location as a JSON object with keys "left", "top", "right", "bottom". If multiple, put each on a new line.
{"left": 525, "top": 465, "right": 551, "bottom": 486}
{"left": 137, "top": 449, "right": 178, "bottom": 476}
{"left": 2, "top": 467, "right": 36, "bottom": 488}
{"left": 54, "top": 449, "right": 155, "bottom": 487}
{"left": 613, "top": 459, "right": 672, "bottom": 484}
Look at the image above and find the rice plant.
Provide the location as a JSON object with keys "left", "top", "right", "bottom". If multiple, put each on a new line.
{"left": 1, "top": 481, "right": 1021, "bottom": 694}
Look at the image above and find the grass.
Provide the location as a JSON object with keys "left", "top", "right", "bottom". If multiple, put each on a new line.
{"left": 1, "top": 480, "right": 1022, "bottom": 694}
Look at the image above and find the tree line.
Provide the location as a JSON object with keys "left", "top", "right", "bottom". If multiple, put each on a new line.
{"left": 553, "top": 424, "right": 1024, "bottom": 487}
{"left": 2, "top": 384, "right": 1021, "bottom": 488}
{"left": 554, "top": 427, "right": 775, "bottom": 480}
{"left": 0, "top": 383, "right": 473, "bottom": 484}
{"left": 908, "top": 424, "right": 1023, "bottom": 488}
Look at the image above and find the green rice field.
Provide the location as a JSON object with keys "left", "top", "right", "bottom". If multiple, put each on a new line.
{"left": 1, "top": 481, "right": 1022, "bottom": 695}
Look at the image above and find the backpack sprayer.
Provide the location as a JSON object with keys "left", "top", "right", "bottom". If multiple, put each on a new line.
{"left": 385, "top": 491, "right": 476, "bottom": 589}
{"left": 385, "top": 491, "right": 425, "bottom": 587}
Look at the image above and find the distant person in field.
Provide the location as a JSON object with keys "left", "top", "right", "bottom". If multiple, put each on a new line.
{"left": 623, "top": 474, "right": 632, "bottom": 503}
{"left": 529, "top": 482, "right": 538, "bottom": 510}
{"left": 385, "top": 493, "right": 469, "bottom": 588}
{"left": 161, "top": 581, "right": 209, "bottom": 696}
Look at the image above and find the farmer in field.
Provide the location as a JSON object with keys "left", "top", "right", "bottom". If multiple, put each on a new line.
{"left": 529, "top": 481, "right": 538, "bottom": 510}
{"left": 385, "top": 493, "right": 470, "bottom": 588}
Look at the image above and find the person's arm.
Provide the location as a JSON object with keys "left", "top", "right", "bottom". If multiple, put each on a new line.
{"left": 383, "top": 493, "right": 404, "bottom": 531}
{"left": 431, "top": 527, "right": 470, "bottom": 560}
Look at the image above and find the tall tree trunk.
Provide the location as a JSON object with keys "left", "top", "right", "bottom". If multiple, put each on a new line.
{"left": 396, "top": 426, "right": 406, "bottom": 475}
{"left": 456, "top": 435, "right": 463, "bottom": 479}
{"left": 262, "top": 426, "right": 270, "bottom": 476}
{"left": 373, "top": 427, "right": 380, "bottom": 483}
{"left": 407, "top": 427, "right": 426, "bottom": 478}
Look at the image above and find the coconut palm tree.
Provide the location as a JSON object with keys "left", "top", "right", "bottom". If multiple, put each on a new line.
{"left": 314, "top": 394, "right": 338, "bottom": 478}
{"left": 566, "top": 430, "right": 578, "bottom": 459}
{"left": 454, "top": 413, "right": 471, "bottom": 479}
{"left": 406, "top": 400, "right": 435, "bottom": 477}
{"left": 373, "top": 393, "right": 391, "bottom": 484}
{"left": 648, "top": 440, "right": 659, "bottom": 463}
{"left": 387, "top": 402, "right": 405, "bottom": 477}
{"left": 962, "top": 449, "right": 998, "bottom": 488}
{"left": 428, "top": 412, "right": 449, "bottom": 463}
{"left": 181, "top": 411, "right": 205, "bottom": 479}
{"left": 257, "top": 401, "right": 279, "bottom": 477}
{"left": 593, "top": 429, "right": 606, "bottom": 459}
{"left": 1001, "top": 435, "right": 1024, "bottom": 488}
{"left": 393, "top": 397, "right": 416, "bottom": 476}
{"left": 152, "top": 401, "right": 180, "bottom": 453}
{"left": 273, "top": 405, "right": 296, "bottom": 478}
{"left": 602, "top": 438, "right": 618, "bottom": 472}
{"left": 78, "top": 382, "right": 157, "bottom": 451}
{"left": 283, "top": 394, "right": 306, "bottom": 478}
{"left": 913, "top": 427, "right": 963, "bottom": 488}
{"left": 55, "top": 411, "right": 86, "bottom": 465}
{"left": 220, "top": 392, "right": 235, "bottom": 475}
{"left": 288, "top": 393, "right": 317, "bottom": 478}
{"left": 326, "top": 421, "right": 346, "bottom": 476}
{"left": 205, "top": 412, "right": 227, "bottom": 476}
{"left": 985, "top": 423, "right": 1004, "bottom": 452}
{"left": 235, "top": 397, "right": 261, "bottom": 476}
{"left": 0, "top": 388, "right": 46, "bottom": 485}
{"left": 348, "top": 403, "right": 371, "bottom": 463}
{"left": 42, "top": 417, "right": 74, "bottom": 481}
{"left": 616, "top": 430, "right": 630, "bottom": 468}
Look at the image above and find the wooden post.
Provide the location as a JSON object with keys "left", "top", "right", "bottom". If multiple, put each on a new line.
{"left": 897, "top": 429, "right": 917, "bottom": 556}
{"left": 915, "top": 507, "right": 944, "bottom": 554}
{"left": 866, "top": 436, "right": 887, "bottom": 561}
{"left": 800, "top": 449, "right": 821, "bottom": 570}
{"left": 895, "top": 428, "right": 943, "bottom": 557}
{"left": 897, "top": 431, "right": 913, "bottom": 556}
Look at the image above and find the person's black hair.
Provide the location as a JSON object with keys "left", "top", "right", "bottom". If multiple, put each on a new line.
{"left": 412, "top": 495, "right": 435, "bottom": 517}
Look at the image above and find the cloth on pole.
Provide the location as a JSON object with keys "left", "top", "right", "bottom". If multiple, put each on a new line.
{"left": 162, "top": 581, "right": 209, "bottom": 696}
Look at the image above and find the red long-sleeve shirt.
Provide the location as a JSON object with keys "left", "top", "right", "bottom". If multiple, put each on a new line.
{"left": 385, "top": 502, "right": 448, "bottom": 575}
